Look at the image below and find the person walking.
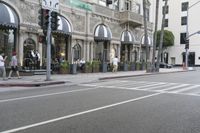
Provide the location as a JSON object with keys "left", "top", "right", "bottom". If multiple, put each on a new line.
{"left": 0, "top": 52, "right": 7, "bottom": 80}
{"left": 8, "top": 52, "right": 21, "bottom": 79}
{"left": 112, "top": 56, "right": 119, "bottom": 72}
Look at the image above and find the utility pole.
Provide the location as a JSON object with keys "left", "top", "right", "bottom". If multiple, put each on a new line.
{"left": 142, "top": 0, "right": 150, "bottom": 72}
{"left": 46, "top": 10, "right": 52, "bottom": 81}
{"left": 41, "top": 0, "right": 59, "bottom": 81}
{"left": 151, "top": 0, "right": 159, "bottom": 72}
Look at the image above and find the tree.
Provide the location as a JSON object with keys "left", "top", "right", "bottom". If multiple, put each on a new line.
{"left": 156, "top": 0, "right": 168, "bottom": 71}
{"left": 142, "top": 0, "right": 150, "bottom": 72}
{"left": 156, "top": 30, "right": 174, "bottom": 48}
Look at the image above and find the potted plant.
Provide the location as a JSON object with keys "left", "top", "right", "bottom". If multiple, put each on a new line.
{"left": 92, "top": 60, "right": 100, "bottom": 73}
{"left": 84, "top": 61, "right": 92, "bottom": 73}
{"left": 136, "top": 61, "right": 142, "bottom": 70}
{"left": 130, "top": 62, "right": 136, "bottom": 71}
{"left": 59, "top": 60, "right": 69, "bottom": 74}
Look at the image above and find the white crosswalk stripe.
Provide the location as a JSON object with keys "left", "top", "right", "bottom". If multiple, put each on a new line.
{"left": 81, "top": 80, "right": 200, "bottom": 96}
{"left": 172, "top": 85, "right": 200, "bottom": 93}
{"left": 160, "top": 84, "right": 190, "bottom": 91}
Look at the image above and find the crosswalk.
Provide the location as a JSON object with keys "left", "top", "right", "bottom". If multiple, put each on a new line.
{"left": 80, "top": 80, "right": 200, "bottom": 96}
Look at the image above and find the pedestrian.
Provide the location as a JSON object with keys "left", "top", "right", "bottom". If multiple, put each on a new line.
{"left": 8, "top": 51, "right": 21, "bottom": 79}
{"left": 0, "top": 52, "right": 7, "bottom": 80}
{"left": 35, "top": 50, "right": 41, "bottom": 69}
{"left": 112, "top": 56, "right": 119, "bottom": 72}
{"left": 80, "top": 58, "right": 85, "bottom": 71}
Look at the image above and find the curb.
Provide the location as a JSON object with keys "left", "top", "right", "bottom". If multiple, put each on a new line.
{"left": 0, "top": 81, "right": 66, "bottom": 87}
{"left": 99, "top": 70, "right": 189, "bottom": 80}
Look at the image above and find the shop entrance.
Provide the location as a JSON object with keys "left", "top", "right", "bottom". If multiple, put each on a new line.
{"left": 23, "top": 38, "right": 37, "bottom": 70}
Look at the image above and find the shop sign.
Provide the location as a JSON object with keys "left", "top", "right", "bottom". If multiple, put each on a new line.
{"left": 70, "top": 0, "right": 92, "bottom": 11}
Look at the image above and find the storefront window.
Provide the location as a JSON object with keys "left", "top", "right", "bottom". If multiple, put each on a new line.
{"left": 0, "top": 29, "right": 15, "bottom": 65}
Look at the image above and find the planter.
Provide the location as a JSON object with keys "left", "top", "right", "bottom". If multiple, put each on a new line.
{"left": 59, "top": 67, "right": 69, "bottom": 74}
{"left": 59, "top": 60, "right": 69, "bottom": 74}
{"left": 83, "top": 62, "right": 92, "bottom": 73}
{"left": 136, "top": 62, "right": 141, "bottom": 70}
{"left": 130, "top": 63, "right": 136, "bottom": 71}
{"left": 92, "top": 61, "right": 100, "bottom": 73}
{"left": 100, "top": 63, "right": 107, "bottom": 73}
{"left": 70, "top": 64, "right": 77, "bottom": 74}
{"left": 123, "top": 63, "right": 128, "bottom": 71}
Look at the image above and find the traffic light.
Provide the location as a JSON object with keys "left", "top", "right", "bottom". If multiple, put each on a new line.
{"left": 106, "top": 0, "right": 112, "bottom": 5}
{"left": 185, "top": 39, "right": 189, "bottom": 49}
{"left": 43, "top": 9, "right": 50, "bottom": 30}
{"left": 51, "top": 11, "right": 59, "bottom": 31}
{"left": 38, "top": 8, "right": 44, "bottom": 28}
{"left": 38, "top": 9, "right": 50, "bottom": 30}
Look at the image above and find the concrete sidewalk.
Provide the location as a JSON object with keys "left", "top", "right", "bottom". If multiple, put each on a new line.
{"left": 0, "top": 68, "right": 188, "bottom": 87}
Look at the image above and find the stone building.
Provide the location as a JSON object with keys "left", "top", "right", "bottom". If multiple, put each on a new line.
{"left": 0, "top": 0, "right": 153, "bottom": 70}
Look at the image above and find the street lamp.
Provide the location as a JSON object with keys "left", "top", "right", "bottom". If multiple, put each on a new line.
{"left": 185, "top": 0, "right": 200, "bottom": 69}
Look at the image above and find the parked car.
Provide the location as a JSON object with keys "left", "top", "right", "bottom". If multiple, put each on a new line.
{"left": 159, "top": 62, "right": 173, "bottom": 68}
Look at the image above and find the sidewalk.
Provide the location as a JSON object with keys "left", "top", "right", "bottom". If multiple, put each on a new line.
{"left": 0, "top": 68, "right": 188, "bottom": 87}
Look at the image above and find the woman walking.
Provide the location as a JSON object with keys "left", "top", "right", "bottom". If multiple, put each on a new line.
{"left": 8, "top": 52, "right": 21, "bottom": 79}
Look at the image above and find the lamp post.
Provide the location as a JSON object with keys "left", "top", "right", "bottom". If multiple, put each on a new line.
{"left": 185, "top": 1, "right": 200, "bottom": 69}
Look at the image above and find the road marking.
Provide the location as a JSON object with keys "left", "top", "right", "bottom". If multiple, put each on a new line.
{"left": 133, "top": 82, "right": 165, "bottom": 89}
{"left": 160, "top": 84, "right": 190, "bottom": 91}
{"left": 0, "top": 87, "right": 99, "bottom": 103}
{"left": 172, "top": 85, "right": 200, "bottom": 93}
{"left": 145, "top": 83, "right": 177, "bottom": 90}
{"left": 0, "top": 93, "right": 161, "bottom": 133}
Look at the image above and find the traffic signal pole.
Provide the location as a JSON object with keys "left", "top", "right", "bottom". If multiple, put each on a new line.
{"left": 46, "top": 10, "right": 52, "bottom": 81}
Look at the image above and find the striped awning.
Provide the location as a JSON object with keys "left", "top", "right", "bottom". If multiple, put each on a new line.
{"left": 121, "top": 30, "right": 134, "bottom": 44}
{"left": 94, "top": 24, "right": 112, "bottom": 41}
{"left": 0, "top": 3, "right": 19, "bottom": 29}
{"left": 141, "top": 35, "right": 152, "bottom": 46}
{"left": 54, "top": 16, "right": 72, "bottom": 35}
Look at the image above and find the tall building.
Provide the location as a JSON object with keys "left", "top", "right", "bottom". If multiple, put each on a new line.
{"left": 0, "top": 0, "right": 153, "bottom": 71}
{"left": 150, "top": 0, "right": 200, "bottom": 66}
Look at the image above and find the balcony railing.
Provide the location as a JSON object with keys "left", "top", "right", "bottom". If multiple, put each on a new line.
{"left": 119, "top": 10, "right": 143, "bottom": 27}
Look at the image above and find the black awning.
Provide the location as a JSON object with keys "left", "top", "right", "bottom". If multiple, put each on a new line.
{"left": 94, "top": 24, "right": 112, "bottom": 41}
{"left": 121, "top": 30, "right": 134, "bottom": 45}
{"left": 0, "top": 3, "right": 18, "bottom": 29}
{"left": 141, "top": 35, "right": 152, "bottom": 46}
{"left": 53, "top": 16, "right": 72, "bottom": 35}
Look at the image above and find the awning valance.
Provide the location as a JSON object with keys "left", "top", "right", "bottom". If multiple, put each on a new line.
{"left": 94, "top": 24, "right": 112, "bottom": 41}
{"left": 121, "top": 30, "right": 134, "bottom": 44}
{"left": 54, "top": 16, "right": 72, "bottom": 35}
{"left": 0, "top": 3, "right": 19, "bottom": 29}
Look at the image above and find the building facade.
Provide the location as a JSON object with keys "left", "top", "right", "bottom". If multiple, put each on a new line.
{"left": 0, "top": 0, "right": 153, "bottom": 71}
{"left": 150, "top": 0, "right": 200, "bottom": 66}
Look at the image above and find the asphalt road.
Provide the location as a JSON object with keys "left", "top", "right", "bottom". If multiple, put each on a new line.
{"left": 1, "top": 70, "right": 200, "bottom": 133}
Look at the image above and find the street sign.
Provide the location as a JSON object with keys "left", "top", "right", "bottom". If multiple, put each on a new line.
{"left": 42, "top": 0, "right": 59, "bottom": 12}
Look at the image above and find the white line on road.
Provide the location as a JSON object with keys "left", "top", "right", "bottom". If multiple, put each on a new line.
{"left": 0, "top": 87, "right": 99, "bottom": 103}
{"left": 133, "top": 82, "right": 166, "bottom": 89}
{"left": 160, "top": 84, "right": 190, "bottom": 91}
{"left": 144, "top": 83, "right": 177, "bottom": 90}
{"left": 0, "top": 93, "right": 161, "bottom": 133}
{"left": 172, "top": 85, "right": 200, "bottom": 93}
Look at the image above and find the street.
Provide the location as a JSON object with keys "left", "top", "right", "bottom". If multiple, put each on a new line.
{"left": 1, "top": 70, "right": 200, "bottom": 133}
